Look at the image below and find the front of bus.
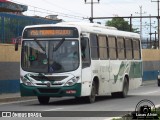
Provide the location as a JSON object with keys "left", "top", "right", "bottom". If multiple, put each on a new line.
{"left": 20, "top": 25, "right": 83, "bottom": 103}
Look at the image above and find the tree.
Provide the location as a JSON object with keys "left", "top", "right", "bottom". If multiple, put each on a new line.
{"left": 106, "top": 18, "right": 138, "bottom": 32}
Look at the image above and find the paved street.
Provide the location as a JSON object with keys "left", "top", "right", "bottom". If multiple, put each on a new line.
{"left": 0, "top": 82, "right": 159, "bottom": 119}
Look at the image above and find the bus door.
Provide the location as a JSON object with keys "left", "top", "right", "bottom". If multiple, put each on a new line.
{"left": 80, "top": 37, "right": 92, "bottom": 96}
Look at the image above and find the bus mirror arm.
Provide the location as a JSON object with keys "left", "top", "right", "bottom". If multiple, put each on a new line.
{"left": 15, "top": 42, "right": 18, "bottom": 51}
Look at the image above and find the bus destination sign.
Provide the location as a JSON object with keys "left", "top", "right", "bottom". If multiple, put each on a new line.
{"left": 29, "top": 30, "right": 72, "bottom": 37}
{"left": 24, "top": 27, "right": 79, "bottom": 38}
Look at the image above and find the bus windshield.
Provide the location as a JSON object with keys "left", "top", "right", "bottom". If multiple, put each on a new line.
{"left": 21, "top": 39, "right": 79, "bottom": 73}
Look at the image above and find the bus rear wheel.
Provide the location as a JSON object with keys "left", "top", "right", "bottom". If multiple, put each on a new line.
{"left": 38, "top": 96, "right": 50, "bottom": 104}
{"left": 112, "top": 77, "right": 129, "bottom": 98}
{"left": 85, "top": 81, "right": 96, "bottom": 103}
{"left": 119, "top": 77, "right": 129, "bottom": 98}
{"left": 158, "top": 78, "right": 160, "bottom": 87}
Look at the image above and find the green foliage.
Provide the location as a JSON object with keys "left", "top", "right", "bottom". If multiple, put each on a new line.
{"left": 106, "top": 18, "right": 137, "bottom": 32}
{"left": 112, "top": 107, "right": 160, "bottom": 120}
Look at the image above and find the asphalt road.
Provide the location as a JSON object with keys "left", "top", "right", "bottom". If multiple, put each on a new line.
{"left": 0, "top": 83, "right": 160, "bottom": 120}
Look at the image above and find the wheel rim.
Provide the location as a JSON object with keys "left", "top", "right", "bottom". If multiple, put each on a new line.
{"left": 90, "top": 83, "right": 96, "bottom": 102}
{"left": 123, "top": 80, "right": 129, "bottom": 96}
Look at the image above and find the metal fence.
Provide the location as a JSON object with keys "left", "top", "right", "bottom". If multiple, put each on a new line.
{"left": 0, "top": 12, "right": 60, "bottom": 43}
{"left": 141, "top": 39, "right": 158, "bottom": 49}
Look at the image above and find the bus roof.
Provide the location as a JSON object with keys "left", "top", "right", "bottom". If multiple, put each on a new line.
{"left": 24, "top": 22, "right": 140, "bottom": 39}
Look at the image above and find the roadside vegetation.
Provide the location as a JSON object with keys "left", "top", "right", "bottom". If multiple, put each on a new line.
{"left": 112, "top": 107, "right": 160, "bottom": 120}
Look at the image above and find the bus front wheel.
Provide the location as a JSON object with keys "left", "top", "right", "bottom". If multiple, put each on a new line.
{"left": 38, "top": 96, "right": 50, "bottom": 104}
{"left": 85, "top": 81, "right": 96, "bottom": 103}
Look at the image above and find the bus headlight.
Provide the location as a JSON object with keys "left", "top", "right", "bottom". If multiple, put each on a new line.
{"left": 64, "top": 76, "right": 80, "bottom": 86}
{"left": 20, "top": 76, "right": 34, "bottom": 86}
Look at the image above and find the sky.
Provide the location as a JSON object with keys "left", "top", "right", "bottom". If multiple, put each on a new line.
{"left": 9, "top": 0, "right": 159, "bottom": 38}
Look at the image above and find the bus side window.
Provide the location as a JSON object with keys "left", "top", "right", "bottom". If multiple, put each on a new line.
{"left": 81, "top": 37, "right": 91, "bottom": 68}
{"left": 117, "top": 37, "right": 125, "bottom": 60}
{"left": 90, "top": 34, "right": 99, "bottom": 59}
{"left": 133, "top": 39, "right": 141, "bottom": 60}
{"left": 108, "top": 36, "right": 117, "bottom": 60}
{"left": 125, "top": 38, "right": 133, "bottom": 60}
{"left": 98, "top": 35, "right": 108, "bottom": 60}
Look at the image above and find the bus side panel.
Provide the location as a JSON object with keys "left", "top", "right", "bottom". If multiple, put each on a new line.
{"left": 98, "top": 60, "right": 110, "bottom": 95}
{"left": 110, "top": 60, "right": 142, "bottom": 92}
{"left": 81, "top": 67, "right": 92, "bottom": 96}
{"left": 129, "top": 61, "right": 142, "bottom": 89}
{"left": 110, "top": 60, "right": 130, "bottom": 93}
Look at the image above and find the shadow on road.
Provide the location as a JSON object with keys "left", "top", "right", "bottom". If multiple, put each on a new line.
{"left": 30, "top": 95, "right": 134, "bottom": 106}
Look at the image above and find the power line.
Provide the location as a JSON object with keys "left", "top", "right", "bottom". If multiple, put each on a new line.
{"left": 9, "top": 0, "right": 85, "bottom": 20}
{"left": 28, "top": 9, "right": 84, "bottom": 20}
{"left": 41, "top": 0, "right": 87, "bottom": 17}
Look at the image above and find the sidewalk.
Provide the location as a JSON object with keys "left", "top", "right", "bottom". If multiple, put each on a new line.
{"left": 0, "top": 80, "right": 158, "bottom": 102}
{"left": 0, "top": 93, "right": 35, "bottom": 102}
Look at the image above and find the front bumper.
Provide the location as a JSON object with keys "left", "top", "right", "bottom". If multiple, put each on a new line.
{"left": 20, "top": 83, "right": 81, "bottom": 97}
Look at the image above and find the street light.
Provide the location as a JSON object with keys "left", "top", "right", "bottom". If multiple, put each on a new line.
{"left": 84, "top": 0, "right": 100, "bottom": 23}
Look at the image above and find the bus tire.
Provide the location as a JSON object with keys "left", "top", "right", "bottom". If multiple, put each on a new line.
{"left": 111, "top": 77, "right": 129, "bottom": 98}
{"left": 119, "top": 77, "right": 129, "bottom": 98}
{"left": 158, "top": 79, "right": 160, "bottom": 87}
{"left": 85, "top": 81, "right": 96, "bottom": 103}
{"left": 38, "top": 96, "right": 50, "bottom": 104}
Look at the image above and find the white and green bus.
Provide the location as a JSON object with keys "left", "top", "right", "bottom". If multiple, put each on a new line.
{"left": 17, "top": 22, "right": 142, "bottom": 104}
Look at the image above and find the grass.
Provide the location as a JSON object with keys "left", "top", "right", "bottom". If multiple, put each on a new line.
{"left": 112, "top": 107, "right": 160, "bottom": 120}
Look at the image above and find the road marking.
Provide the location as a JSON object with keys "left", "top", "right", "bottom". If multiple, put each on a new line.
{"left": 0, "top": 99, "right": 37, "bottom": 105}
{"left": 137, "top": 90, "right": 160, "bottom": 95}
{"left": 43, "top": 108, "right": 63, "bottom": 111}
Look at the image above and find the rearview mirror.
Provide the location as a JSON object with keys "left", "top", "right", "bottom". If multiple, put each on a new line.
{"left": 81, "top": 37, "right": 87, "bottom": 49}
{"left": 15, "top": 42, "right": 18, "bottom": 51}
{"left": 15, "top": 36, "right": 22, "bottom": 51}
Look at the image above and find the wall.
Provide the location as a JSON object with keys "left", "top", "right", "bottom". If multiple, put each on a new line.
{"left": 0, "top": 44, "right": 20, "bottom": 93}
{"left": 142, "top": 49, "right": 160, "bottom": 80}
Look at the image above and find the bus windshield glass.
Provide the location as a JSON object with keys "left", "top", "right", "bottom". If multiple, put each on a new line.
{"left": 21, "top": 40, "right": 79, "bottom": 73}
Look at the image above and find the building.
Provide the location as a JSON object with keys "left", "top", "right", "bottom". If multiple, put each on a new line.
{"left": 0, "top": 0, "right": 61, "bottom": 43}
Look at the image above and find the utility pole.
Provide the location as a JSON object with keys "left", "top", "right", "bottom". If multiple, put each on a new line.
{"left": 84, "top": 0, "right": 100, "bottom": 23}
{"left": 146, "top": 14, "right": 156, "bottom": 48}
{"left": 135, "top": 6, "right": 146, "bottom": 40}
{"left": 155, "top": 31, "right": 157, "bottom": 48}
{"left": 130, "top": 14, "right": 132, "bottom": 32}
{"left": 151, "top": 0, "right": 160, "bottom": 48}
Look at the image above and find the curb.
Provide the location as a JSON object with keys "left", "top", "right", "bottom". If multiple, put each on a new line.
{"left": 104, "top": 117, "right": 121, "bottom": 120}
{"left": 142, "top": 80, "right": 157, "bottom": 86}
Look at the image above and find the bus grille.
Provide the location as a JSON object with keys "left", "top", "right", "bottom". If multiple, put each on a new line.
{"left": 36, "top": 83, "right": 62, "bottom": 86}
{"left": 31, "top": 76, "right": 67, "bottom": 81}
{"left": 38, "top": 88, "right": 60, "bottom": 93}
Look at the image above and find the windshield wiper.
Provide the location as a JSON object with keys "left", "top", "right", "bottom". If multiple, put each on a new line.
{"left": 53, "top": 38, "right": 65, "bottom": 51}
{"left": 34, "top": 38, "right": 46, "bottom": 53}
